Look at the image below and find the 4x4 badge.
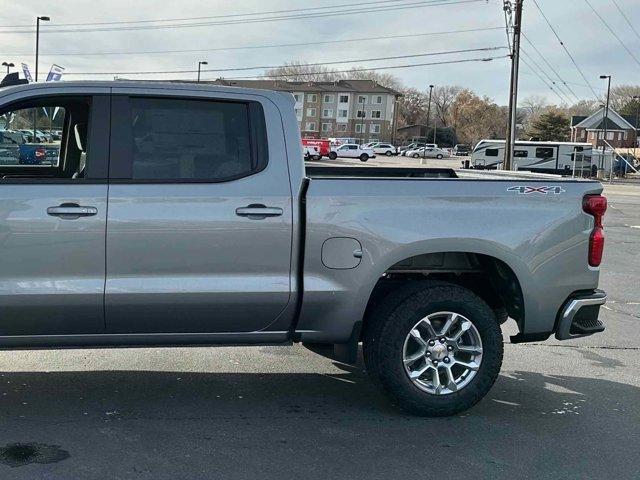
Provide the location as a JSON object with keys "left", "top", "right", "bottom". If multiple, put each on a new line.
{"left": 507, "top": 185, "right": 566, "bottom": 195}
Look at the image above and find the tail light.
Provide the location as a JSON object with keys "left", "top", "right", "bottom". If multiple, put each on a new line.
{"left": 35, "top": 147, "right": 46, "bottom": 159}
{"left": 582, "top": 194, "right": 607, "bottom": 267}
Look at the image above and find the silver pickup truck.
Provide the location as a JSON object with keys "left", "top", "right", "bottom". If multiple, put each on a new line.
{"left": 0, "top": 81, "right": 607, "bottom": 416}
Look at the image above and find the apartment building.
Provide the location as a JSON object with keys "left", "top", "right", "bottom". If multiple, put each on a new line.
{"left": 213, "top": 79, "right": 402, "bottom": 142}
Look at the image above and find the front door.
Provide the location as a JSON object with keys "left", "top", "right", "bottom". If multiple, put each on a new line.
{"left": 0, "top": 94, "right": 110, "bottom": 336}
{"left": 105, "top": 92, "right": 293, "bottom": 334}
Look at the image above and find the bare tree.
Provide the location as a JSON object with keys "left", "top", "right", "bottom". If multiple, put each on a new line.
{"left": 432, "top": 85, "right": 462, "bottom": 127}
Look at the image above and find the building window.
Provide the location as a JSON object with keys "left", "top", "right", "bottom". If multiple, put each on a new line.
{"left": 293, "top": 93, "right": 302, "bottom": 103}
{"left": 355, "top": 124, "right": 365, "bottom": 133}
{"left": 606, "top": 131, "right": 614, "bottom": 140}
{"left": 358, "top": 95, "right": 367, "bottom": 104}
{"left": 370, "top": 124, "right": 380, "bottom": 134}
{"left": 373, "top": 95, "right": 383, "bottom": 104}
{"left": 323, "top": 94, "right": 334, "bottom": 103}
{"left": 305, "top": 122, "right": 317, "bottom": 131}
{"left": 371, "top": 110, "right": 381, "bottom": 119}
{"left": 295, "top": 108, "right": 302, "bottom": 119}
{"left": 338, "top": 109, "right": 348, "bottom": 118}
{"left": 624, "top": 131, "right": 628, "bottom": 140}
{"left": 322, "top": 109, "right": 333, "bottom": 118}
{"left": 581, "top": 130, "right": 586, "bottom": 139}
{"left": 357, "top": 110, "right": 366, "bottom": 118}
{"left": 306, "top": 108, "right": 316, "bottom": 117}
{"left": 321, "top": 123, "right": 332, "bottom": 133}
{"left": 598, "top": 131, "right": 604, "bottom": 139}
{"left": 337, "top": 124, "right": 348, "bottom": 132}
{"left": 307, "top": 94, "right": 318, "bottom": 103}
{"left": 339, "top": 95, "right": 349, "bottom": 103}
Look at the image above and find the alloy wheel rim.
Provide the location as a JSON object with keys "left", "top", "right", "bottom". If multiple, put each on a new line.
{"left": 402, "top": 311, "right": 483, "bottom": 395}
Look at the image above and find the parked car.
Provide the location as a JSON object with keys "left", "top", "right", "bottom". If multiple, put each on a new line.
{"left": 328, "top": 143, "right": 375, "bottom": 162}
{"left": 408, "top": 147, "right": 450, "bottom": 159}
{"left": 400, "top": 143, "right": 437, "bottom": 156}
{"left": 0, "top": 80, "right": 608, "bottom": 417}
{"left": 372, "top": 143, "right": 398, "bottom": 156}
{"left": 453, "top": 144, "right": 470, "bottom": 156}
{"left": 302, "top": 138, "right": 330, "bottom": 158}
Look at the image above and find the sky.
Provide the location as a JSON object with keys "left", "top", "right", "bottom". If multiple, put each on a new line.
{"left": 0, "top": 0, "right": 638, "bottom": 105}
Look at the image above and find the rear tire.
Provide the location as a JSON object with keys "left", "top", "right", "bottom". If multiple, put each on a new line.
{"left": 363, "top": 281, "right": 503, "bottom": 416}
{"left": 412, "top": 153, "right": 419, "bottom": 158}
{"left": 385, "top": 151, "right": 392, "bottom": 156}
{"left": 328, "top": 152, "right": 337, "bottom": 160}
{"left": 360, "top": 153, "right": 369, "bottom": 162}
{"left": 436, "top": 154, "right": 443, "bottom": 159}
{"left": 313, "top": 155, "right": 322, "bottom": 161}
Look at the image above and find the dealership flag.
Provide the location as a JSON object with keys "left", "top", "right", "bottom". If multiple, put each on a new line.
{"left": 46, "top": 64, "right": 65, "bottom": 82}
{"left": 21, "top": 63, "right": 33, "bottom": 83}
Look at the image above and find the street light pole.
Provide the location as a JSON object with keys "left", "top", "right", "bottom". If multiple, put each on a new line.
{"left": 423, "top": 84, "right": 433, "bottom": 159}
{"left": 2, "top": 62, "right": 14, "bottom": 75}
{"left": 197, "top": 61, "right": 208, "bottom": 82}
{"left": 600, "top": 75, "right": 612, "bottom": 170}
{"left": 35, "top": 16, "right": 50, "bottom": 82}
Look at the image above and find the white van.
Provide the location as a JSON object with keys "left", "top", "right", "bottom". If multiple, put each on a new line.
{"left": 471, "top": 140, "right": 593, "bottom": 174}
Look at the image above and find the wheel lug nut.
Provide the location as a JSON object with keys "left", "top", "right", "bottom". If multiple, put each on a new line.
{"left": 433, "top": 360, "right": 438, "bottom": 366}
{"left": 429, "top": 340, "right": 435, "bottom": 346}
{"left": 426, "top": 351, "right": 431, "bottom": 356}
{"left": 443, "top": 357, "right": 450, "bottom": 363}
{"left": 440, "top": 338, "right": 446, "bottom": 343}
{"left": 447, "top": 345, "right": 453, "bottom": 351}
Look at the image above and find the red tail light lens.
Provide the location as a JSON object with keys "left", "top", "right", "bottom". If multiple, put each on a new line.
{"left": 583, "top": 194, "right": 607, "bottom": 267}
{"left": 35, "top": 147, "right": 46, "bottom": 158}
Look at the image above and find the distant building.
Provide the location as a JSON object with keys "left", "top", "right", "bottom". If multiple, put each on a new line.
{"left": 212, "top": 79, "right": 402, "bottom": 142}
{"left": 570, "top": 107, "right": 639, "bottom": 148}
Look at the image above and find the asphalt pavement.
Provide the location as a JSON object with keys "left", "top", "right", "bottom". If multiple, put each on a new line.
{"left": 0, "top": 170, "right": 638, "bottom": 480}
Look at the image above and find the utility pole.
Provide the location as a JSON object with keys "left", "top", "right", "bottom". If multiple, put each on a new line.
{"left": 504, "top": 0, "right": 523, "bottom": 170}
{"left": 197, "top": 61, "right": 208, "bottom": 82}
{"left": 423, "top": 84, "right": 433, "bottom": 159}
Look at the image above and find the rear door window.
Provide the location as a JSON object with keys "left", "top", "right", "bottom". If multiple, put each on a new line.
{"left": 111, "top": 97, "right": 268, "bottom": 182}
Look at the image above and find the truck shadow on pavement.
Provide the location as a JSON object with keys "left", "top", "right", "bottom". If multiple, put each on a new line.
{"left": 0, "top": 365, "right": 637, "bottom": 478}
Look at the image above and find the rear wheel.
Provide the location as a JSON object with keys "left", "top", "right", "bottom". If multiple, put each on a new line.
{"left": 412, "top": 153, "right": 419, "bottom": 158}
{"left": 360, "top": 153, "right": 369, "bottom": 162}
{"left": 313, "top": 155, "right": 322, "bottom": 161}
{"left": 363, "top": 281, "right": 503, "bottom": 416}
{"left": 328, "top": 152, "right": 337, "bottom": 160}
{"left": 436, "top": 154, "right": 443, "bottom": 159}
{"left": 385, "top": 150, "right": 393, "bottom": 156}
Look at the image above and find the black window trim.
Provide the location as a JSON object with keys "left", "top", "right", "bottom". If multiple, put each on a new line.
{"left": 108, "top": 94, "right": 269, "bottom": 184}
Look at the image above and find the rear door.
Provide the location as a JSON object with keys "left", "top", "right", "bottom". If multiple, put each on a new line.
{"left": 105, "top": 89, "right": 293, "bottom": 333}
{"left": 0, "top": 91, "right": 110, "bottom": 336}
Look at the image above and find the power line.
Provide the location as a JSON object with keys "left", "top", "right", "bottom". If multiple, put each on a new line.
{"left": 520, "top": 33, "right": 581, "bottom": 102}
{"left": 519, "top": 48, "right": 572, "bottom": 104}
{"left": 1, "top": 26, "right": 504, "bottom": 57}
{"left": 519, "top": 56, "right": 569, "bottom": 104}
{"left": 530, "top": 0, "right": 599, "bottom": 100}
{"left": 215, "top": 55, "right": 507, "bottom": 81}
{"left": 585, "top": 0, "right": 640, "bottom": 70}
{"left": 0, "top": 0, "right": 484, "bottom": 34}
{"left": 0, "top": 0, "right": 411, "bottom": 28}
{"left": 610, "top": 0, "right": 640, "bottom": 43}
{"left": 66, "top": 46, "right": 507, "bottom": 76}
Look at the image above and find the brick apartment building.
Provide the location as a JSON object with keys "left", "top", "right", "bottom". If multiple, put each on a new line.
{"left": 213, "top": 79, "right": 402, "bottom": 142}
{"left": 570, "top": 107, "right": 640, "bottom": 148}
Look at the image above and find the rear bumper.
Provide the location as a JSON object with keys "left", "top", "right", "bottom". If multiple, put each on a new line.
{"left": 555, "top": 289, "right": 607, "bottom": 340}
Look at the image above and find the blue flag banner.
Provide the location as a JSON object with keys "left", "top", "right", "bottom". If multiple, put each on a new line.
{"left": 21, "top": 63, "right": 33, "bottom": 83}
{"left": 45, "top": 64, "right": 65, "bottom": 82}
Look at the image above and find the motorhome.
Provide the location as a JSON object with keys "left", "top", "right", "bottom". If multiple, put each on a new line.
{"left": 471, "top": 140, "right": 593, "bottom": 174}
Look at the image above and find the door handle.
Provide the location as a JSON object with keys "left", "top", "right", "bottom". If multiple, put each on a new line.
{"left": 47, "top": 203, "right": 98, "bottom": 219}
{"left": 236, "top": 204, "right": 283, "bottom": 219}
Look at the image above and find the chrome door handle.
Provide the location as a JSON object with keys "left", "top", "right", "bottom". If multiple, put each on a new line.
{"left": 47, "top": 203, "right": 98, "bottom": 219}
{"left": 236, "top": 204, "right": 283, "bottom": 219}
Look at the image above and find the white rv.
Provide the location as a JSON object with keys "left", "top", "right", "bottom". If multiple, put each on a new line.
{"left": 471, "top": 140, "right": 593, "bottom": 174}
